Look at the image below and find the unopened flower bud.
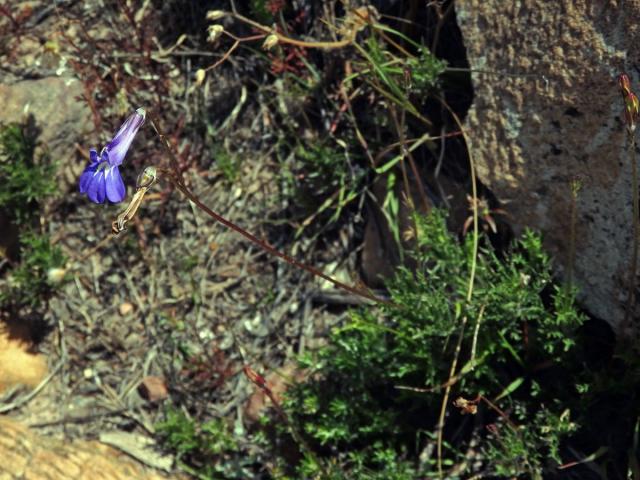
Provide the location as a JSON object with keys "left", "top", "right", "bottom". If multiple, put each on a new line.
{"left": 136, "top": 166, "right": 157, "bottom": 189}
{"left": 207, "top": 25, "right": 224, "bottom": 44}
{"left": 619, "top": 73, "right": 632, "bottom": 98}
{"left": 47, "top": 267, "right": 67, "bottom": 285}
{"left": 262, "top": 34, "right": 279, "bottom": 50}
{"left": 195, "top": 68, "right": 206, "bottom": 86}
{"left": 624, "top": 91, "right": 640, "bottom": 133}
{"left": 206, "top": 10, "right": 226, "bottom": 21}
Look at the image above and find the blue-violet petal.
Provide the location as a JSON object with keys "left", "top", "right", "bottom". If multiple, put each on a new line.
{"left": 87, "top": 170, "right": 106, "bottom": 204}
{"left": 105, "top": 109, "right": 145, "bottom": 167}
{"left": 105, "top": 166, "right": 126, "bottom": 203}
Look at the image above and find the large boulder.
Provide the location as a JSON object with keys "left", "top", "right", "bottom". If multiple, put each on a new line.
{"left": 456, "top": 0, "right": 637, "bottom": 334}
{"left": 0, "top": 416, "right": 179, "bottom": 479}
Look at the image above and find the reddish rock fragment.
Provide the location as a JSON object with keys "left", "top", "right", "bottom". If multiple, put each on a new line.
{"left": 138, "top": 376, "right": 168, "bottom": 402}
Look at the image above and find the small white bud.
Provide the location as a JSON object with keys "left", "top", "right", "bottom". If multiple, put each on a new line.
{"left": 195, "top": 68, "right": 206, "bottom": 86}
{"left": 207, "top": 25, "right": 224, "bottom": 44}
{"left": 136, "top": 166, "right": 157, "bottom": 189}
{"left": 47, "top": 267, "right": 67, "bottom": 285}
{"left": 262, "top": 34, "right": 279, "bottom": 50}
{"left": 206, "top": 10, "right": 226, "bottom": 21}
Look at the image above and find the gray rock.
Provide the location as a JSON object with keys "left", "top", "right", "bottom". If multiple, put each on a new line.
{"left": 456, "top": 0, "right": 639, "bottom": 333}
{"left": 0, "top": 76, "right": 93, "bottom": 190}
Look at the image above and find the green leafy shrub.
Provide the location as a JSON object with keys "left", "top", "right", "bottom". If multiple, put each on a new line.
{"left": 0, "top": 232, "right": 66, "bottom": 310}
{"left": 405, "top": 46, "right": 447, "bottom": 94}
{"left": 156, "top": 406, "right": 249, "bottom": 479}
{"left": 0, "top": 121, "right": 56, "bottom": 224}
{"left": 291, "top": 141, "right": 361, "bottom": 212}
{"left": 207, "top": 139, "right": 242, "bottom": 183}
{"left": 278, "top": 210, "right": 585, "bottom": 477}
{"left": 483, "top": 404, "right": 577, "bottom": 479}
{"left": 0, "top": 120, "right": 63, "bottom": 312}
{"left": 278, "top": 139, "right": 365, "bottom": 238}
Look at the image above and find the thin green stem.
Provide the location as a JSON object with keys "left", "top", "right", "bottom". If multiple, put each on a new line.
{"left": 625, "top": 133, "right": 639, "bottom": 329}
{"left": 567, "top": 178, "right": 581, "bottom": 291}
{"left": 433, "top": 98, "right": 479, "bottom": 479}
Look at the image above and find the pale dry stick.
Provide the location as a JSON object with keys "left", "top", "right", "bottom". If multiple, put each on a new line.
{"left": 28, "top": 408, "right": 131, "bottom": 428}
{"left": 625, "top": 131, "right": 639, "bottom": 329}
{"left": 228, "top": 11, "right": 356, "bottom": 50}
{"left": 469, "top": 304, "right": 485, "bottom": 370}
{"left": 437, "top": 312, "right": 468, "bottom": 462}
{"left": 203, "top": 32, "right": 264, "bottom": 74}
{"left": 96, "top": 374, "right": 154, "bottom": 434}
{"left": 434, "top": 126, "right": 450, "bottom": 208}
{"left": 433, "top": 98, "right": 480, "bottom": 480}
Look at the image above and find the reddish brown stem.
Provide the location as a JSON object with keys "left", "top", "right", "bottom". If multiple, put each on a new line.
{"left": 163, "top": 170, "right": 389, "bottom": 305}
{"left": 147, "top": 110, "right": 391, "bottom": 306}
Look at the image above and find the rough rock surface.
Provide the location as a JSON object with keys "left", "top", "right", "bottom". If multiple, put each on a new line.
{"left": 0, "top": 76, "right": 93, "bottom": 189}
{"left": 0, "top": 416, "right": 180, "bottom": 480}
{"left": 0, "top": 320, "right": 47, "bottom": 394}
{"left": 456, "top": 0, "right": 639, "bottom": 333}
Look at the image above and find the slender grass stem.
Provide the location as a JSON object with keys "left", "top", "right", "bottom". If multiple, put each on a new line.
{"left": 434, "top": 99, "right": 479, "bottom": 479}
{"left": 567, "top": 181, "right": 578, "bottom": 290}
{"left": 625, "top": 133, "right": 638, "bottom": 329}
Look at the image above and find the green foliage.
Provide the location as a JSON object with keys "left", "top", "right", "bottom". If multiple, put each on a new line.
{"left": 405, "top": 46, "right": 447, "bottom": 94}
{"left": 280, "top": 210, "right": 585, "bottom": 477}
{"left": 352, "top": 34, "right": 446, "bottom": 120}
{"left": 0, "top": 121, "right": 57, "bottom": 224}
{"left": 293, "top": 141, "right": 351, "bottom": 203}
{"left": 0, "top": 231, "right": 66, "bottom": 310}
{"left": 297, "top": 444, "right": 419, "bottom": 480}
{"left": 282, "top": 140, "right": 364, "bottom": 236}
{"left": 211, "top": 142, "right": 242, "bottom": 183}
{"left": 156, "top": 406, "right": 247, "bottom": 479}
{"left": 0, "top": 120, "right": 63, "bottom": 311}
{"left": 249, "top": 0, "right": 276, "bottom": 24}
{"left": 484, "top": 405, "right": 577, "bottom": 478}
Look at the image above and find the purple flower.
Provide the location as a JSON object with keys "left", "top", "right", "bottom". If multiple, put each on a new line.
{"left": 79, "top": 108, "right": 146, "bottom": 204}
